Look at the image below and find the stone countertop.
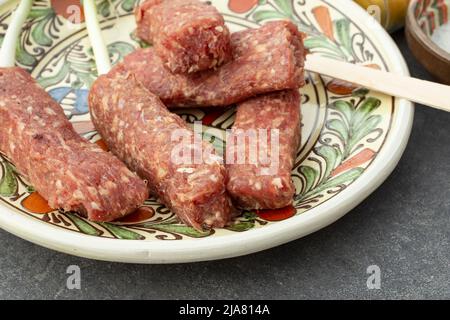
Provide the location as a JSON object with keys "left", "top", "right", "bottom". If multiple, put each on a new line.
{"left": 0, "top": 31, "right": 449, "bottom": 300}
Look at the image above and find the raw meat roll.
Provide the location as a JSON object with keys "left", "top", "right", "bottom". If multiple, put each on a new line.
{"left": 89, "top": 66, "right": 234, "bottom": 230}
{"left": 136, "top": 0, "right": 232, "bottom": 74}
{"left": 226, "top": 90, "right": 302, "bottom": 209}
{"left": 0, "top": 67, "right": 148, "bottom": 222}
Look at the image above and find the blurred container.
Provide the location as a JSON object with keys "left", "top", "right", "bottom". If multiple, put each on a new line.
{"left": 354, "top": 0, "right": 410, "bottom": 32}
{"left": 405, "top": 0, "right": 450, "bottom": 84}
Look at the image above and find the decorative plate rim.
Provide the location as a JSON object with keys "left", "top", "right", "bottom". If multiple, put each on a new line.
{"left": 0, "top": 0, "right": 414, "bottom": 263}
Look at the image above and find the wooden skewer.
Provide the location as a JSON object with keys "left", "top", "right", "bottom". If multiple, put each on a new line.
{"left": 0, "top": 0, "right": 32, "bottom": 68}
{"left": 83, "top": 0, "right": 111, "bottom": 76}
{"left": 305, "top": 54, "right": 450, "bottom": 112}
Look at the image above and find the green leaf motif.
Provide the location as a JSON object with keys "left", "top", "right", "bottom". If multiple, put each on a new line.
{"left": 241, "top": 211, "right": 258, "bottom": 221}
{"left": 331, "top": 97, "right": 382, "bottom": 159}
{"left": 67, "top": 213, "right": 102, "bottom": 236}
{"left": 38, "top": 41, "right": 135, "bottom": 90}
{"left": 0, "top": 162, "right": 18, "bottom": 197}
{"left": 31, "top": 14, "right": 54, "bottom": 47}
{"left": 300, "top": 166, "right": 318, "bottom": 193}
{"left": 348, "top": 115, "right": 382, "bottom": 153}
{"left": 351, "top": 97, "right": 381, "bottom": 129}
{"left": 101, "top": 223, "right": 145, "bottom": 240}
{"left": 352, "top": 88, "right": 370, "bottom": 98}
{"left": 319, "top": 168, "right": 364, "bottom": 191}
{"left": 335, "top": 19, "right": 352, "bottom": 56}
{"left": 28, "top": 8, "right": 53, "bottom": 20}
{"left": 253, "top": 10, "right": 288, "bottom": 23}
{"left": 121, "top": 0, "right": 139, "bottom": 12}
{"left": 97, "top": 0, "right": 111, "bottom": 17}
{"left": 274, "top": 0, "right": 294, "bottom": 17}
{"left": 298, "top": 168, "right": 364, "bottom": 201}
{"left": 16, "top": 42, "right": 37, "bottom": 67}
{"left": 333, "top": 100, "right": 353, "bottom": 124}
{"left": 109, "top": 42, "right": 135, "bottom": 56}
{"left": 74, "top": 72, "right": 96, "bottom": 90}
{"left": 304, "top": 36, "right": 346, "bottom": 60}
{"left": 108, "top": 41, "right": 136, "bottom": 64}
{"left": 327, "top": 119, "right": 349, "bottom": 142}
{"left": 297, "top": 94, "right": 382, "bottom": 202}
{"left": 38, "top": 63, "right": 71, "bottom": 88}
{"left": 315, "top": 145, "right": 339, "bottom": 179}
{"left": 226, "top": 221, "right": 255, "bottom": 232}
{"left": 149, "top": 223, "right": 212, "bottom": 238}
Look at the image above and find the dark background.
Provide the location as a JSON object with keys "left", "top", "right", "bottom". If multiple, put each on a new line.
{"left": 0, "top": 31, "right": 449, "bottom": 300}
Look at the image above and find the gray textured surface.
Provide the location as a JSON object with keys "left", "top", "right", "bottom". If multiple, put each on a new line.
{"left": 0, "top": 31, "right": 449, "bottom": 300}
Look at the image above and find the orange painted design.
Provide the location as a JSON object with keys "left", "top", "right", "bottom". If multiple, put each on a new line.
{"left": 95, "top": 139, "right": 109, "bottom": 152}
{"left": 256, "top": 205, "right": 296, "bottom": 222}
{"left": 327, "top": 78, "right": 359, "bottom": 95}
{"left": 51, "top": 0, "right": 85, "bottom": 23}
{"left": 331, "top": 148, "right": 376, "bottom": 177}
{"left": 118, "top": 207, "right": 155, "bottom": 223}
{"left": 327, "top": 64, "right": 382, "bottom": 95}
{"left": 364, "top": 63, "right": 382, "bottom": 70}
{"left": 228, "top": 0, "right": 258, "bottom": 13}
{"left": 312, "top": 6, "right": 335, "bottom": 40}
{"left": 202, "top": 109, "right": 226, "bottom": 126}
{"left": 21, "top": 192, "right": 54, "bottom": 214}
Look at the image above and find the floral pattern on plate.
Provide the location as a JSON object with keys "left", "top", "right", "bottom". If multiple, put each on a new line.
{"left": 0, "top": 0, "right": 394, "bottom": 241}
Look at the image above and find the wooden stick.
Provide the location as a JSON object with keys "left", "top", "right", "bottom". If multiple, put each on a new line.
{"left": 305, "top": 54, "right": 450, "bottom": 112}
{"left": 83, "top": 0, "right": 111, "bottom": 75}
{"left": 0, "top": 0, "right": 32, "bottom": 68}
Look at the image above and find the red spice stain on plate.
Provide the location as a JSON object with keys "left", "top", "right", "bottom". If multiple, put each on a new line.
{"left": 21, "top": 192, "right": 54, "bottom": 214}
{"left": 95, "top": 139, "right": 109, "bottom": 152}
{"left": 256, "top": 205, "right": 296, "bottom": 222}
{"left": 228, "top": 0, "right": 258, "bottom": 13}
{"left": 118, "top": 206, "right": 155, "bottom": 224}
{"left": 202, "top": 109, "right": 228, "bottom": 126}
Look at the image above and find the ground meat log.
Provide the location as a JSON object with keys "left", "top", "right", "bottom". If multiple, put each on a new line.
{"left": 136, "top": 0, "right": 232, "bottom": 74}
{"left": 89, "top": 66, "right": 233, "bottom": 230}
{"left": 120, "top": 20, "right": 306, "bottom": 108}
{"left": 0, "top": 67, "right": 148, "bottom": 221}
{"left": 226, "top": 90, "right": 302, "bottom": 210}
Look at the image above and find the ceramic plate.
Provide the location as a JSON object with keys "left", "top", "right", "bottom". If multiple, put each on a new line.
{"left": 0, "top": 0, "right": 413, "bottom": 263}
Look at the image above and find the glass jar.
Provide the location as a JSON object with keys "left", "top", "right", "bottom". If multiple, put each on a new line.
{"left": 354, "top": 0, "right": 410, "bottom": 32}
